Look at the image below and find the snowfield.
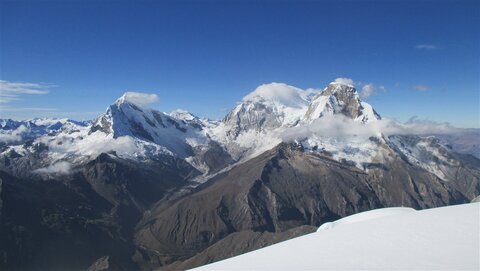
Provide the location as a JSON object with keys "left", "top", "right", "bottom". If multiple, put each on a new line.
{"left": 193, "top": 203, "right": 480, "bottom": 270}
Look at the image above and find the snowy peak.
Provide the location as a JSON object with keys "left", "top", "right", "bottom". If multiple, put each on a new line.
{"left": 303, "top": 82, "right": 381, "bottom": 123}
{"left": 91, "top": 94, "right": 173, "bottom": 138}
{"left": 323, "top": 81, "right": 357, "bottom": 96}
{"left": 170, "top": 109, "right": 198, "bottom": 122}
{"left": 88, "top": 93, "right": 212, "bottom": 158}
{"left": 0, "top": 118, "right": 88, "bottom": 145}
{"left": 221, "top": 81, "right": 380, "bottom": 141}
{"left": 222, "top": 83, "right": 318, "bottom": 138}
{"left": 97, "top": 91, "right": 168, "bottom": 138}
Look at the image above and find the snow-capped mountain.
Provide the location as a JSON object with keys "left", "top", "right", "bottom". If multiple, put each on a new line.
{"left": 0, "top": 93, "right": 233, "bottom": 177}
{"left": 303, "top": 81, "right": 381, "bottom": 123}
{"left": 0, "top": 81, "right": 475, "bottom": 181}
{"left": 0, "top": 118, "right": 89, "bottom": 146}
{"left": 209, "top": 81, "right": 383, "bottom": 161}
{"left": 221, "top": 83, "right": 318, "bottom": 139}
{"left": 1, "top": 80, "right": 479, "bottom": 271}
{"left": 89, "top": 94, "right": 210, "bottom": 158}
{"left": 210, "top": 83, "right": 317, "bottom": 160}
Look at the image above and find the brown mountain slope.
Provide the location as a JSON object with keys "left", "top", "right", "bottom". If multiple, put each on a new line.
{"left": 133, "top": 141, "right": 479, "bottom": 269}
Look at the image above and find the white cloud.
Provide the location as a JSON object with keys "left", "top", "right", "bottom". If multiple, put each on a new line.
{"left": 0, "top": 80, "right": 53, "bottom": 94}
{"left": 333, "top": 78, "right": 355, "bottom": 87}
{"left": 243, "top": 83, "right": 317, "bottom": 108}
{"left": 360, "top": 84, "right": 375, "bottom": 98}
{"left": 415, "top": 44, "right": 439, "bottom": 50}
{"left": 122, "top": 91, "right": 159, "bottom": 106}
{"left": 0, "top": 93, "right": 21, "bottom": 104}
{"left": 44, "top": 133, "right": 149, "bottom": 158}
{"left": 0, "top": 80, "right": 54, "bottom": 104}
{"left": 0, "top": 106, "right": 57, "bottom": 112}
{"left": 0, "top": 125, "right": 29, "bottom": 143}
{"left": 34, "top": 161, "right": 71, "bottom": 174}
{"left": 413, "top": 85, "right": 431, "bottom": 91}
{"left": 281, "top": 115, "right": 457, "bottom": 141}
{"left": 359, "top": 84, "right": 386, "bottom": 99}
{"left": 0, "top": 133, "right": 22, "bottom": 143}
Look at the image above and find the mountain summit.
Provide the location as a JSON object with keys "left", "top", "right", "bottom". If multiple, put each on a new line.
{"left": 222, "top": 83, "right": 317, "bottom": 139}
{"left": 89, "top": 93, "right": 210, "bottom": 158}
{"left": 303, "top": 82, "right": 381, "bottom": 123}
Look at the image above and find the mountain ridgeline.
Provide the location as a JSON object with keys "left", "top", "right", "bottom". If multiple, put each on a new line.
{"left": 0, "top": 81, "right": 479, "bottom": 270}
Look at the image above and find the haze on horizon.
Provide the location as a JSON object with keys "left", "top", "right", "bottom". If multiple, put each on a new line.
{"left": 0, "top": 0, "right": 479, "bottom": 128}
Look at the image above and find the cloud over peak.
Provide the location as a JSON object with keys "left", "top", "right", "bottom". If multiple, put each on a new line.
{"left": 242, "top": 82, "right": 314, "bottom": 108}
{"left": 120, "top": 91, "right": 159, "bottom": 107}
{"left": 332, "top": 78, "right": 355, "bottom": 87}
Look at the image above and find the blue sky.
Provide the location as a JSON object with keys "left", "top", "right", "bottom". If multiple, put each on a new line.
{"left": 0, "top": 0, "right": 479, "bottom": 127}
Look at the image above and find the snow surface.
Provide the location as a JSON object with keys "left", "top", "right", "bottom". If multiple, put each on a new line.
{"left": 193, "top": 203, "right": 480, "bottom": 270}
{"left": 388, "top": 135, "right": 459, "bottom": 181}
{"left": 317, "top": 207, "right": 416, "bottom": 231}
{"left": 41, "top": 132, "right": 173, "bottom": 162}
{"left": 301, "top": 134, "right": 379, "bottom": 169}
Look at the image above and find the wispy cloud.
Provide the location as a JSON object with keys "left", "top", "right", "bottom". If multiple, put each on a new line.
{"left": 359, "top": 84, "right": 386, "bottom": 99}
{"left": 413, "top": 85, "right": 431, "bottom": 91}
{"left": 0, "top": 106, "right": 57, "bottom": 112}
{"left": 0, "top": 80, "right": 55, "bottom": 104}
{"left": 360, "top": 84, "right": 374, "bottom": 98}
{"left": 330, "top": 78, "right": 387, "bottom": 99}
{"left": 0, "top": 80, "right": 54, "bottom": 94}
{"left": 281, "top": 115, "right": 457, "bottom": 141}
{"left": 0, "top": 93, "right": 21, "bottom": 104}
{"left": 34, "top": 161, "right": 72, "bottom": 175}
{"left": 415, "top": 44, "right": 439, "bottom": 50}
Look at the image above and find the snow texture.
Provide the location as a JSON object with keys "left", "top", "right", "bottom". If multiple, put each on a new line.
{"left": 194, "top": 203, "right": 480, "bottom": 270}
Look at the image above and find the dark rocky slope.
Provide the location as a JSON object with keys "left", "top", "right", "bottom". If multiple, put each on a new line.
{"left": 0, "top": 153, "right": 199, "bottom": 271}
{"left": 134, "top": 141, "right": 480, "bottom": 270}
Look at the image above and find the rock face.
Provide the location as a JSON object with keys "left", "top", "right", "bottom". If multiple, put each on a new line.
{"left": 87, "top": 256, "right": 126, "bottom": 271}
{"left": 303, "top": 82, "right": 380, "bottom": 123}
{"left": 0, "top": 152, "right": 199, "bottom": 271}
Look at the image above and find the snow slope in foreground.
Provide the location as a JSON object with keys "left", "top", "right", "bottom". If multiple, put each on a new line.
{"left": 193, "top": 203, "right": 480, "bottom": 270}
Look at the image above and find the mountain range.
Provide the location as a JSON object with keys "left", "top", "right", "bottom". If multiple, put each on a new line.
{"left": 0, "top": 80, "right": 479, "bottom": 270}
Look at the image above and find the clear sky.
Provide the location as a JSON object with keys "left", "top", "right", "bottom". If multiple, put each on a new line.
{"left": 1, "top": 0, "right": 479, "bottom": 127}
